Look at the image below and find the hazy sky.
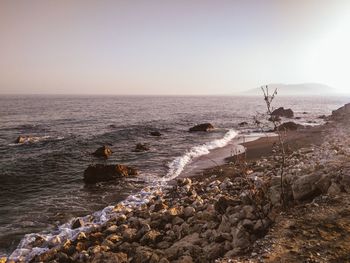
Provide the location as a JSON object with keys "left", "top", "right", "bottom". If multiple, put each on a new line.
{"left": 1, "top": 0, "right": 350, "bottom": 95}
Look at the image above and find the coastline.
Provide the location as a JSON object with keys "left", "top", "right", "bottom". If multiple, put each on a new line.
{"left": 6, "top": 106, "right": 350, "bottom": 262}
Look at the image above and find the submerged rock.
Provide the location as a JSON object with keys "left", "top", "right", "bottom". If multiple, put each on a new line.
{"left": 189, "top": 123, "right": 214, "bottom": 132}
{"left": 93, "top": 146, "right": 113, "bottom": 158}
{"left": 134, "top": 143, "right": 150, "bottom": 152}
{"left": 150, "top": 131, "right": 162, "bottom": 137}
{"left": 271, "top": 107, "right": 294, "bottom": 118}
{"left": 83, "top": 164, "right": 138, "bottom": 184}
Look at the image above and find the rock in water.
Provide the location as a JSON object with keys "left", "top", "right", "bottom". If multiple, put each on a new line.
{"left": 134, "top": 143, "right": 150, "bottom": 152}
{"left": 14, "top": 136, "right": 34, "bottom": 144}
{"left": 93, "top": 146, "right": 113, "bottom": 158}
{"left": 189, "top": 123, "right": 214, "bottom": 132}
{"left": 83, "top": 164, "right": 138, "bottom": 184}
{"left": 276, "top": 122, "right": 303, "bottom": 131}
{"left": 271, "top": 107, "right": 294, "bottom": 118}
{"left": 238, "top": 122, "right": 248, "bottom": 127}
{"left": 150, "top": 131, "right": 162, "bottom": 136}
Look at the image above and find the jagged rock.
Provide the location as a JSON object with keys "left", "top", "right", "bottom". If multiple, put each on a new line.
{"left": 271, "top": 107, "right": 294, "bottom": 118}
{"left": 83, "top": 164, "right": 138, "bottom": 184}
{"left": 150, "top": 131, "right": 162, "bottom": 137}
{"left": 276, "top": 122, "right": 303, "bottom": 131}
{"left": 93, "top": 146, "right": 113, "bottom": 158}
{"left": 164, "top": 233, "right": 202, "bottom": 260}
{"left": 72, "top": 218, "right": 84, "bottom": 229}
{"left": 134, "top": 143, "right": 150, "bottom": 152}
{"left": 189, "top": 123, "right": 214, "bottom": 132}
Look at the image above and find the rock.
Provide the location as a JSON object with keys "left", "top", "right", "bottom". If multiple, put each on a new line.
{"left": 331, "top": 103, "right": 350, "bottom": 121}
{"left": 134, "top": 143, "right": 150, "bottom": 152}
{"left": 206, "top": 243, "right": 226, "bottom": 261}
{"left": 292, "top": 173, "right": 323, "bottom": 201}
{"left": 89, "top": 252, "right": 128, "bottom": 263}
{"left": 83, "top": 164, "right": 138, "bottom": 184}
{"left": 172, "top": 216, "right": 185, "bottom": 225}
{"left": 14, "top": 135, "right": 35, "bottom": 144}
{"left": 276, "top": 122, "right": 303, "bottom": 131}
{"left": 327, "top": 182, "right": 342, "bottom": 196}
{"left": 268, "top": 115, "right": 281, "bottom": 122}
{"left": 93, "top": 146, "right": 113, "bottom": 158}
{"left": 167, "top": 207, "right": 182, "bottom": 217}
{"left": 183, "top": 206, "right": 195, "bottom": 218}
{"left": 72, "top": 218, "right": 84, "bottom": 229}
{"left": 340, "top": 174, "right": 350, "bottom": 193}
{"left": 174, "top": 255, "right": 193, "bottom": 263}
{"left": 318, "top": 115, "right": 327, "bottom": 119}
{"left": 164, "top": 233, "right": 202, "bottom": 260}
{"left": 189, "top": 123, "right": 214, "bottom": 132}
{"left": 150, "top": 131, "right": 162, "bottom": 136}
{"left": 238, "top": 122, "right": 248, "bottom": 127}
{"left": 215, "top": 196, "right": 241, "bottom": 214}
{"left": 122, "top": 228, "right": 137, "bottom": 242}
{"left": 140, "top": 230, "right": 162, "bottom": 245}
{"left": 271, "top": 107, "right": 294, "bottom": 118}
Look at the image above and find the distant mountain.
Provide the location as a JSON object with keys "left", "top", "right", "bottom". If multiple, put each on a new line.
{"left": 244, "top": 83, "right": 336, "bottom": 96}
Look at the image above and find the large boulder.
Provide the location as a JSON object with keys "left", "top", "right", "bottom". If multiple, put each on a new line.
{"left": 292, "top": 173, "right": 323, "bottom": 201}
{"left": 93, "top": 146, "right": 113, "bottom": 158}
{"left": 331, "top": 103, "right": 350, "bottom": 121}
{"left": 83, "top": 164, "right": 138, "bottom": 184}
{"left": 189, "top": 123, "right": 214, "bottom": 132}
{"left": 271, "top": 107, "right": 294, "bottom": 118}
{"left": 276, "top": 122, "right": 303, "bottom": 131}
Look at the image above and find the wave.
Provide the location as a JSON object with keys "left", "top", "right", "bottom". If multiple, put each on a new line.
{"left": 163, "top": 129, "right": 238, "bottom": 180}
{"left": 8, "top": 129, "right": 238, "bottom": 262}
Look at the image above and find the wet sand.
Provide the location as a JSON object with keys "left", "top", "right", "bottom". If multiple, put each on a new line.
{"left": 182, "top": 123, "right": 328, "bottom": 180}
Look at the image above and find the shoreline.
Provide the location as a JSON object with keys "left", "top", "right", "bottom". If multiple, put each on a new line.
{"left": 4, "top": 114, "right": 344, "bottom": 262}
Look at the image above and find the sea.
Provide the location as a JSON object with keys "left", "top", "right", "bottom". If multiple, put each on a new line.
{"left": 0, "top": 95, "right": 348, "bottom": 260}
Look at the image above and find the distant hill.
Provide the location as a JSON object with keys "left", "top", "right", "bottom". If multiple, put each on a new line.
{"left": 245, "top": 83, "right": 336, "bottom": 96}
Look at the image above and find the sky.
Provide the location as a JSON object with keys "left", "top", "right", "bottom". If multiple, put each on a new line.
{"left": 0, "top": 0, "right": 350, "bottom": 95}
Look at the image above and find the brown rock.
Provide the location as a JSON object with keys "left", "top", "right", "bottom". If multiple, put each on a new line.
{"left": 134, "top": 143, "right": 150, "bottom": 152}
{"left": 140, "top": 230, "right": 162, "bottom": 245}
{"left": 271, "top": 107, "right": 294, "bottom": 118}
{"left": 83, "top": 164, "right": 138, "bottom": 184}
{"left": 93, "top": 146, "right": 113, "bottom": 158}
{"left": 71, "top": 218, "right": 84, "bottom": 229}
{"left": 189, "top": 123, "right": 214, "bottom": 132}
{"left": 89, "top": 252, "right": 128, "bottom": 263}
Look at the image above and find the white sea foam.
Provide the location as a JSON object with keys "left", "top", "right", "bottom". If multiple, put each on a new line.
{"left": 9, "top": 129, "right": 238, "bottom": 262}
{"left": 163, "top": 129, "right": 238, "bottom": 180}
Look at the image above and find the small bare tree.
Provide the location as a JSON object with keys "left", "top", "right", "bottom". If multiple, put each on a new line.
{"left": 261, "top": 85, "right": 289, "bottom": 208}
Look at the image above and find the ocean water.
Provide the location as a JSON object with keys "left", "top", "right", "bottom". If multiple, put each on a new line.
{"left": 0, "top": 95, "right": 348, "bottom": 258}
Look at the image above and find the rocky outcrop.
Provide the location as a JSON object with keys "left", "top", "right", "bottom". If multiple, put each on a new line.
{"left": 271, "top": 107, "right": 294, "bottom": 118}
{"left": 331, "top": 103, "right": 350, "bottom": 121}
{"left": 276, "top": 122, "right": 303, "bottom": 131}
{"left": 93, "top": 146, "right": 113, "bottom": 158}
{"left": 134, "top": 143, "right": 150, "bottom": 152}
{"left": 83, "top": 164, "right": 138, "bottom": 184}
{"left": 189, "top": 123, "right": 214, "bottom": 132}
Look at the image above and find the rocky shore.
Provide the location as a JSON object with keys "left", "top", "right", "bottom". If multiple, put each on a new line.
{"left": 4, "top": 104, "right": 350, "bottom": 263}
